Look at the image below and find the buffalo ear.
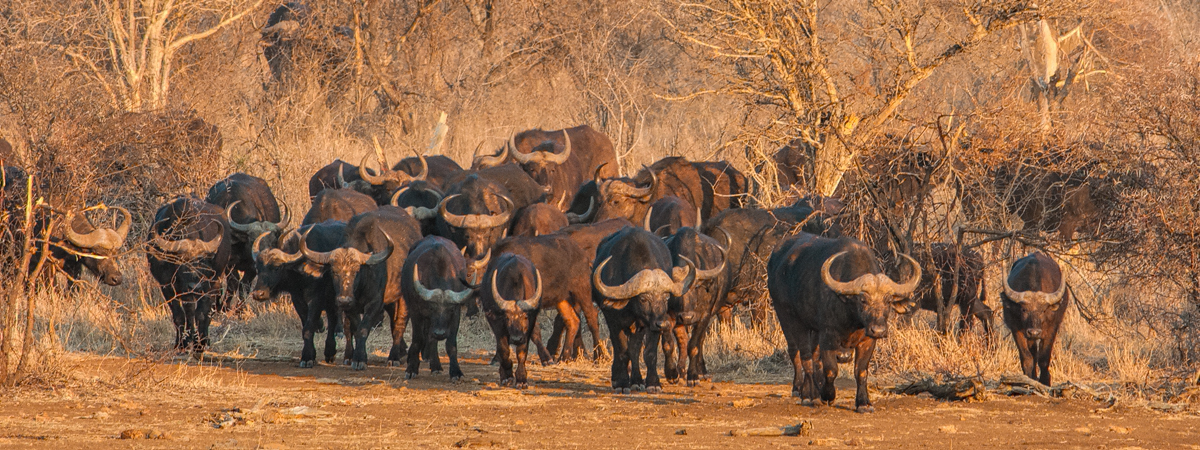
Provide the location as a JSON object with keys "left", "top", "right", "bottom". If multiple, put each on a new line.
{"left": 300, "top": 262, "right": 324, "bottom": 278}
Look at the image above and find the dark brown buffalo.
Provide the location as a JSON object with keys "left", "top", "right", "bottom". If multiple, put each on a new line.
{"left": 390, "top": 180, "right": 444, "bottom": 236}
{"left": 250, "top": 221, "right": 345, "bottom": 367}
{"left": 401, "top": 236, "right": 475, "bottom": 380}
{"left": 909, "top": 243, "right": 992, "bottom": 336}
{"left": 1001, "top": 252, "right": 1071, "bottom": 386}
{"left": 643, "top": 195, "right": 699, "bottom": 237}
{"left": 509, "top": 203, "right": 568, "bottom": 238}
{"left": 479, "top": 253, "right": 543, "bottom": 388}
{"left": 303, "top": 188, "right": 378, "bottom": 225}
{"left": 544, "top": 218, "right": 634, "bottom": 358}
{"left": 594, "top": 156, "right": 750, "bottom": 226}
{"left": 564, "top": 179, "right": 601, "bottom": 224}
{"left": 437, "top": 173, "right": 519, "bottom": 258}
{"left": 592, "top": 226, "right": 695, "bottom": 393}
{"left": 443, "top": 163, "right": 548, "bottom": 210}
{"left": 207, "top": 173, "right": 289, "bottom": 300}
{"left": 301, "top": 207, "right": 422, "bottom": 369}
{"left": 768, "top": 235, "right": 920, "bottom": 413}
{"left": 309, "top": 159, "right": 373, "bottom": 200}
{"left": 393, "top": 155, "right": 463, "bottom": 192}
{"left": 345, "top": 148, "right": 430, "bottom": 205}
{"left": 472, "top": 126, "right": 619, "bottom": 212}
{"left": 755, "top": 138, "right": 814, "bottom": 193}
{"left": 147, "top": 197, "right": 232, "bottom": 355}
{"left": 661, "top": 227, "right": 727, "bottom": 386}
{"left": 492, "top": 234, "right": 602, "bottom": 363}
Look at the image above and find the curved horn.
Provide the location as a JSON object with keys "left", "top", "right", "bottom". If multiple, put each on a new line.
{"left": 821, "top": 251, "right": 865, "bottom": 295}
{"left": 517, "top": 269, "right": 543, "bottom": 311}
{"left": 150, "top": 222, "right": 223, "bottom": 257}
{"left": 300, "top": 228, "right": 333, "bottom": 265}
{"left": 1046, "top": 274, "right": 1067, "bottom": 304}
{"left": 643, "top": 205, "right": 655, "bottom": 231}
{"left": 438, "top": 194, "right": 514, "bottom": 230}
{"left": 252, "top": 231, "right": 268, "bottom": 260}
{"left": 692, "top": 245, "right": 727, "bottom": 281}
{"left": 593, "top": 257, "right": 676, "bottom": 300}
{"left": 490, "top": 267, "right": 518, "bottom": 311}
{"left": 549, "top": 130, "right": 571, "bottom": 164}
{"left": 1002, "top": 270, "right": 1027, "bottom": 303}
{"left": 359, "top": 151, "right": 390, "bottom": 186}
{"left": 337, "top": 164, "right": 350, "bottom": 188}
{"left": 225, "top": 201, "right": 252, "bottom": 233}
{"left": 111, "top": 206, "right": 131, "bottom": 250}
{"left": 886, "top": 253, "right": 923, "bottom": 296}
{"left": 472, "top": 138, "right": 509, "bottom": 168}
{"left": 62, "top": 209, "right": 106, "bottom": 250}
{"left": 414, "top": 263, "right": 474, "bottom": 305}
{"left": 670, "top": 256, "right": 697, "bottom": 296}
{"left": 713, "top": 226, "right": 732, "bottom": 251}
{"left": 695, "top": 205, "right": 703, "bottom": 230}
{"left": 275, "top": 201, "right": 291, "bottom": 229}
{"left": 469, "top": 248, "right": 492, "bottom": 273}
{"left": 364, "top": 231, "right": 394, "bottom": 265}
{"left": 592, "top": 256, "right": 637, "bottom": 301}
{"left": 509, "top": 132, "right": 531, "bottom": 164}
{"left": 390, "top": 186, "right": 410, "bottom": 207}
{"left": 405, "top": 145, "right": 429, "bottom": 182}
{"left": 631, "top": 168, "right": 656, "bottom": 199}
{"left": 565, "top": 197, "right": 595, "bottom": 224}
{"left": 259, "top": 229, "right": 303, "bottom": 264}
{"left": 593, "top": 163, "right": 608, "bottom": 185}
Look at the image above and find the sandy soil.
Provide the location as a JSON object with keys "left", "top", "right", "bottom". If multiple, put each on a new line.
{"left": 1, "top": 352, "right": 1196, "bottom": 449}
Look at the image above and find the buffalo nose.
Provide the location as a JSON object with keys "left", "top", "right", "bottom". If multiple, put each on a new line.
{"left": 654, "top": 320, "right": 671, "bottom": 330}
{"left": 1025, "top": 329, "right": 1043, "bottom": 340}
{"left": 679, "top": 312, "right": 696, "bottom": 323}
{"left": 336, "top": 295, "right": 354, "bottom": 306}
{"left": 510, "top": 332, "right": 526, "bottom": 345}
{"left": 106, "top": 273, "right": 123, "bottom": 286}
{"left": 867, "top": 325, "right": 888, "bottom": 338}
{"left": 433, "top": 329, "right": 448, "bottom": 340}
{"left": 251, "top": 290, "right": 271, "bottom": 302}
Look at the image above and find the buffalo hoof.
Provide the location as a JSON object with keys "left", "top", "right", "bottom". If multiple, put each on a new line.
{"left": 350, "top": 361, "right": 366, "bottom": 371}
{"left": 686, "top": 379, "right": 700, "bottom": 387}
{"left": 540, "top": 359, "right": 556, "bottom": 367}
{"left": 800, "top": 399, "right": 816, "bottom": 407}
{"left": 430, "top": 369, "right": 443, "bottom": 375}
{"left": 632, "top": 384, "right": 646, "bottom": 392}
{"left": 791, "top": 390, "right": 802, "bottom": 398}
{"left": 489, "top": 354, "right": 501, "bottom": 365}
{"left": 855, "top": 405, "right": 876, "bottom": 414}
{"left": 450, "top": 375, "right": 462, "bottom": 382}
{"left": 646, "top": 386, "right": 663, "bottom": 394}
{"left": 405, "top": 372, "right": 417, "bottom": 380}
{"left": 388, "top": 360, "right": 402, "bottom": 367}
{"left": 515, "top": 382, "right": 528, "bottom": 390}
{"left": 324, "top": 356, "right": 336, "bottom": 364}
{"left": 665, "top": 377, "right": 680, "bottom": 385}
{"left": 613, "top": 387, "right": 631, "bottom": 394}
{"left": 500, "top": 378, "right": 514, "bottom": 386}
{"left": 299, "top": 360, "right": 315, "bottom": 369}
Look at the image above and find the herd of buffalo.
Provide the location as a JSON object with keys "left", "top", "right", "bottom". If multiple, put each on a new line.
{"left": 0, "top": 124, "right": 1074, "bottom": 413}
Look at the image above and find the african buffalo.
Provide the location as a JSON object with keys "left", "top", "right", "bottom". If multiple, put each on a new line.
{"left": 443, "top": 163, "right": 548, "bottom": 210}
{"left": 347, "top": 147, "right": 430, "bottom": 205}
{"left": 644, "top": 196, "right": 699, "bottom": 237}
{"left": 401, "top": 236, "right": 474, "bottom": 380}
{"left": 147, "top": 197, "right": 232, "bottom": 355}
{"left": 509, "top": 203, "right": 569, "bottom": 237}
{"left": 437, "top": 173, "right": 518, "bottom": 258}
{"left": 250, "top": 222, "right": 345, "bottom": 367}
{"left": 207, "top": 173, "right": 289, "bottom": 300}
{"left": 909, "top": 243, "right": 992, "bottom": 336}
{"left": 302, "top": 207, "right": 422, "bottom": 369}
{"left": 480, "top": 253, "right": 543, "bottom": 388}
{"left": 393, "top": 155, "right": 463, "bottom": 192}
{"left": 592, "top": 226, "right": 695, "bottom": 393}
{"left": 472, "top": 126, "right": 618, "bottom": 212}
{"left": 661, "top": 227, "right": 727, "bottom": 386}
{"left": 390, "top": 180, "right": 444, "bottom": 236}
{"left": 41, "top": 206, "right": 132, "bottom": 287}
{"left": 309, "top": 159, "right": 371, "bottom": 200}
{"left": 595, "top": 156, "right": 749, "bottom": 226}
{"left": 303, "top": 187, "right": 378, "bottom": 225}
{"left": 767, "top": 235, "right": 920, "bottom": 412}
{"left": 493, "top": 234, "right": 602, "bottom": 363}
{"left": 564, "top": 178, "right": 601, "bottom": 224}
{"left": 1001, "top": 252, "right": 1070, "bottom": 386}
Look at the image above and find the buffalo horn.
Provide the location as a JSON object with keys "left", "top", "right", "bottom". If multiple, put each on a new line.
{"left": 413, "top": 263, "right": 473, "bottom": 305}
{"left": 438, "top": 194, "right": 514, "bottom": 230}
{"left": 490, "top": 266, "right": 542, "bottom": 312}
{"left": 565, "top": 197, "right": 595, "bottom": 224}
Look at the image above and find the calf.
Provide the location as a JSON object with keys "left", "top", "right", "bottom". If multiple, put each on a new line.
{"left": 1001, "top": 252, "right": 1070, "bottom": 386}
{"left": 767, "top": 235, "right": 920, "bottom": 412}
{"left": 401, "top": 236, "right": 475, "bottom": 380}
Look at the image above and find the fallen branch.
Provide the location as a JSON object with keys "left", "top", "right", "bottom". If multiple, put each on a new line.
{"left": 727, "top": 421, "right": 812, "bottom": 437}
{"left": 894, "top": 375, "right": 989, "bottom": 401}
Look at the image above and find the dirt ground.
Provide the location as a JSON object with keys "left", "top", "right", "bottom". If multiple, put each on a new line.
{"left": 1, "top": 352, "right": 1196, "bottom": 450}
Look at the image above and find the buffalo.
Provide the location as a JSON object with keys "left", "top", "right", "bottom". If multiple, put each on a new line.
{"left": 303, "top": 187, "right": 378, "bottom": 225}
{"left": 347, "top": 147, "right": 430, "bottom": 205}
{"left": 301, "top": 207, "right": 422, "bottom": 369}
{"left": 643, "top": 196, "right": 700, "bottom": 237}
{"left": 472, "top": 126, "right": 618, "bottom": 212}
{"left": 437, "top": 173, "right": 518, "bottom": 258}
{"left": 390, "top": 180, "right": 444, "bottom": 236}
{"left": 767, "top": 234, "right": 920, "bottom": 412}
{"left": 1001, "top": 252, "right": 1071, "bottom": 385}
{"left": 479, "top": 253, "right": 543, "bottom": 388}
{"left": 492, "top": 234, "right": 602, "bottom": 363}
{"left": 250, "top": 222, "right": 345, "bottom": 367}
{"left": 564, "top": 178, "right": 601, "bottom": 224}
{"left": 661, "top": 227, "right": 728, "bottom": 386}
{"left": 393, "top": 155, "right": 463, "bottom": 192}
{"left": 592, "top": 226, "right": 695, "bottom": 393}
{"left": 147, "top": 197, "right": 231, "bottom": 355}
{"left": 401, "top": 236, "right": 475, "bottom": 380}
{"left": 909, "top": 243, "right": 992, "bottom": 336}
{"left": 309, "top": 159, "right": 370, "bottom": 200}
{"left": 207, "top": 173, "right": 289, "bottom": 300}
{"left": 509, "top": 203, "right": 569, "bottom": 237}
{"left": 38, "top": 206, "right": 132, "bottom": 287}
{"left": 594, "top": 156, "right": 750, "bottom": 226}
{"left": 545, "top": 218, "right": 633, "bottom": 357}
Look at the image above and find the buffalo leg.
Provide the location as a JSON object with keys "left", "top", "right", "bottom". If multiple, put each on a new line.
{"left": 673, "top": 323, "right": 689, "bottom": 384}
{"left": 628, "top": 325, "right": 645, "bottom": 389}
{"left": 387, "top": 301, "right": 408, "bottom": 365}
{"left": 643, "top": 327, "right": 663, "bottom": 393}
{"left": 514, "top": 340, "right": 530, "bottom": 389}
{"left": 818, "top": 340, "right": 840, "bottom": 405}
{"left": 346, "top": 312, "right": 370, "bottom": 370}
{"left": 300, "top": 296, "right": 322, "bottom": 368}
{"left": 577, "top": 299, "right": 606, "bottom": 361}
{"left": 406, "top": 317, "right": 428, "bottom": 378}
{"left": 167, "top": 298, "right": 187, "bottom": 351}
{"left": 529, "top": 323, "right": 553, "bottom": 366}
{"left": 488, "top": 317, "right": 515, "bottom": 385}
{"left": 446, "top": 310, "right": 464, "bottom": 381}
{"left": 323, "top": 302, "right": 340, "bottom": 364}
{"left": 686, "top": 312, "right": 717, "bottom": 386}
{"left": 602, "top": 311, "right": 633, "bottom": 392}
{"left": 1012, "top": 332, "right": 1038, "bottom": 381}
{"left": 555, "top": 301, "right": 581, "bottom": 362}
{"left": 546, "top": 314, "right": 566, "bottom": 358}
{"left": 853, "top": 337, "right": 877, "bottom": 413}
{"left": 661, "top": 321, "right": 678, "bottom": 383}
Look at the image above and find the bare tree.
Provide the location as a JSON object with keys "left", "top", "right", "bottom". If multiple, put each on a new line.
{"left": 661, "top": 0, "right": 1094, "bottom": 196}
